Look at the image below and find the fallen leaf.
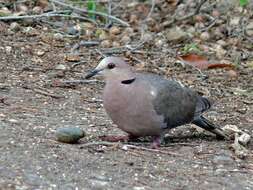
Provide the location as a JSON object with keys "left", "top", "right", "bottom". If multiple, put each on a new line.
{"left": 65, "top": 54, "right": 81, "bottom": 62}
{"left": 177, "top": 54, "right": 209, "bottom": 69}
{"left": 177, "top": 54, "right": 235, "bottom": 70}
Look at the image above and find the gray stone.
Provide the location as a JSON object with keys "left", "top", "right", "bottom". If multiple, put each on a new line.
{"left": 56, "top": 127, "right": 85, "bottom": 143}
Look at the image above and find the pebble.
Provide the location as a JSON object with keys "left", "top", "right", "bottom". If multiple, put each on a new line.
{"left": 112, "top": 41, "right": 120, "bottom": 47}
{"left": 5, "top": 46, "right": 12, "bottom": 54}
{"left": 246, "top": 22, "right": 253, "bottom": 36}
{"left": 67, "top": 26, "right": 79, "bottom": 35}
{"left": 200, "top": 32, "right": 210, "bottom": 41}
{"left": 142, "top": 33, "right": 153, "bottom": 42}
{"left": 166, "top": 26, "right": 188, "bottom": 42}
{"left": 9, "top": 22, "right": 20, "bottom": 31}
{"left": 238, "top": 133, "right": 251, "bottom": 146}
{"left": 100, "top": 40, "right": 111, "bottom": 48}
{"left": 121, "top": 35, "right": 131, "bottom": 44}
{"left": 55, "top": 64, "right": 67, "bottom": 71}
{"left": 56, "top": 127, "right": 85, "bottom": 143}
{"left": 53, "top": 33, "right": 64, "bottom": 41}
{"left": 32, "top": 6, "right": 42, "bottom": 14}
{"left": 109, "top": 26, "right": 121, "bottom": 35}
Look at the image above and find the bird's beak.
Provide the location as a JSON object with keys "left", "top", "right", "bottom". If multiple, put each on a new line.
{"left": 85, "top": 68, "right": 103, "bottom": 79}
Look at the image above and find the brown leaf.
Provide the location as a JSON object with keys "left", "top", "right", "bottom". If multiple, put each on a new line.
{"left": 207, "top": 63, "right": 235, "bottom": 69}
{"left": 65, "top": 54, "right": 81, "bottom": 62}
{"left": 177, "top": 54, "right": 210, "bottom": 69}
{"left": 177, "top": 54, "right": 235, "bottom": 70}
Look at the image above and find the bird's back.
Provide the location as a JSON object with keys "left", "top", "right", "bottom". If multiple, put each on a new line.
{"left": 137, "top": 73, "right": 205, "bottom": 128}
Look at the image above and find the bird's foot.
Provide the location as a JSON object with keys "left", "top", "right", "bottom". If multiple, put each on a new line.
{"left": 99, "top": 134, "right": 137, "bottom": 142}
{"left": 150, "top": 136, "right": 162, "bottom": 149}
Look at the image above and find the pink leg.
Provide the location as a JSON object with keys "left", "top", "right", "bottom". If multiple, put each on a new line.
{"left": 150, "top": 136, "right": 162, "bottom": 149}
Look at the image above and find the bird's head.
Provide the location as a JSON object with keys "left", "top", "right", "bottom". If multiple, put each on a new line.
{"left": 85, "top": 57, "right": 135, "bottom": 81}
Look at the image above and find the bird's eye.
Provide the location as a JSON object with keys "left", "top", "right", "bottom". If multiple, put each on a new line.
{"left": 107, "top": 63, "right": 115, "bottom": 69}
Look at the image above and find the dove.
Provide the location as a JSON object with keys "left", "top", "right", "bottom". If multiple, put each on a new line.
{"left": 85, "top": 57, "right": 227, "bottom": 148}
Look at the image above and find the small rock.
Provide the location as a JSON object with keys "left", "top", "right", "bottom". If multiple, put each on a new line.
{"left": 67, "top": 26, "right": 79, "bottom": 35}
{"left": 226, "top": 70, "right": 238, "bottom": 79}
{"left": 222, "top": 124, "right": 240, "bottom": 137}
{"left": 166, "top": 26, "right": 188, "bottom": 42}
{"left": 238, "top": 133, "right": 251, "bottom": 146}
{"left": 246, "top": 22, "right": 253, "bottom": 36}
{"left": 53, "top": 33, "right": 64, "bottom": 41}
{"left": 55, "top": 64, "right": 67, "bottom": 71}
{"left": 123, "top": 27, "right": 134, "bottom": 37}
{"left": 195, "top": 15, "right": 205, "bottom": 23}
{"left": 100, "top": 40, "right": 111, "bottom": 48}
{"left": 32, "top": 6, "right": 42, "bottom": 14}
{"left": 22, "top": 27, "right": 39, "bottom": 36}
{"left": 97, "top": 30, "right": 108, "bottom": 40}
{"left": 5, "top": 46, "right": 12, "bottom": 54}
{"left": 212, "top": 10, "right": 220, "bottom": 17}
{"left": 56, "top": 127, "right": 85, "bottom": 143}
{"left": 217, "top": 40, "right": 227, "bottom": 47}
{"left": 230, "top": 17, "right": 240, "bottom": 26}
{"left": 9, "top": 22, "right": 20, "bottom": 32}
{"left": 16, "top": 4, "right": 28, "bottom": 12}
{"left": 36, "top": 50, "right": 45, "bottom": 56}
{"left": 121, "top": 35, "right": 131, "bottom": 44}
{"left": 142, "top": 33, "right": 153, "bottom": 42}
{"left": 112, "top": 41, "right": 120, "bottom": 47}
{"left": 155, "top": 39, "right": 164, "bottom": 48}
{"left": 109, "top": 26, "right": 121, "bottom": 35}
{"left": 200, "top": 32, "right": 210, "bottom": 41}
{"left": 213, "top": 44, "right": 226, "bottom": 59}
{"left": 0, "top": 7, "right": 12, "bottom": 16}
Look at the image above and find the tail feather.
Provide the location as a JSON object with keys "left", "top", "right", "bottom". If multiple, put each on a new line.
{"left": 192, "top": 116, "right": 229, "bottom": 140}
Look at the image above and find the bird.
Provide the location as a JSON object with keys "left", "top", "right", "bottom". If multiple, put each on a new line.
{"left": 85, "top": 57, "right": 228, "bottom": 148}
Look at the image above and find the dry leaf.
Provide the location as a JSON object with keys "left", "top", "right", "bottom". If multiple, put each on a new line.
{"left": 177, "top": 54, "right": 210, "bottom": 69}
{"left": 65, "top": 54, "right": 81, "bottom": 62}
{"left": 177, "top": 54, "right": 235, "bottom": 70}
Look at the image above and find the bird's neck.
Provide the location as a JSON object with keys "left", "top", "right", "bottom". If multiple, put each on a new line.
{"left": 105, "top": 69, "right": 136, "bottom": 83}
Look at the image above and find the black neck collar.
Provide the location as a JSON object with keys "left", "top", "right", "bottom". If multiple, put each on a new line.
{"left": 121, "top": 78, "right": 136, "bottom": 84}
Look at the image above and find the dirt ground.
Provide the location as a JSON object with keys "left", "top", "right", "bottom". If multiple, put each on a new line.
{"left": 0, "top": 1, "right": 253, "bottom": 190}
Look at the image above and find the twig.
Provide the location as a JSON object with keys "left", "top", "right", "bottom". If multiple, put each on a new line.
{"left": 146, "top": 0, "right": 155, "bottom": 20}
{"left": 0, "top": 12, "right": 96, "bottom": 24}
{"left": 51, "top": 79, "right": 103, "bottom": 87}
{"left": 23, "top": 85, "right": 64, "bottom": 99}
{"left": 81, "top": 141, "right": 182, "bottom": 156}
{"left": 163, "top": 0, "right": 207, "bottom": 27}
{"left": 50, "top": 0, "right": 129, "bottom": 26}
{"left": 71, "top": 41, "right": 100, "bottom": 53}
{"left": 33, "top": 88, "right": 64, "bottom": 99}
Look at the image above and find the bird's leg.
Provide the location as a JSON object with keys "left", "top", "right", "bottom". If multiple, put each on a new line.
{"left": 150, "top": 133, "right": 165, "bottom": 149}
{"left": 151, "top": 136, "right": 162, "bottom": 149}
{"left": 99, "top": 133, "right": 137, "bottom": 142}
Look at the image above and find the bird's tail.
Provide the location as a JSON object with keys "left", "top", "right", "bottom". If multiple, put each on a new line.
{"left": 192, "top": 116, "right": 229, "bottom": 140}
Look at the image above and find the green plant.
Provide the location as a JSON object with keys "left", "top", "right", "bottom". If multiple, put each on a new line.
{"left": 182, "top": 43, "right": 201, "bottom": 54}
{"left": 87, "top": 0, "right": 96, "bottom": 19}
{"left": 239, "top": 0, "right": 249, "bottom": 7}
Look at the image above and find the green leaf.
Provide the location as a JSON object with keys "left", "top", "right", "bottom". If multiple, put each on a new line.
{"left": 239, "top": 0, "right": 249, "bottom": 7}
{"left": 87, "top": 0, "right": 96, "bottom": 19}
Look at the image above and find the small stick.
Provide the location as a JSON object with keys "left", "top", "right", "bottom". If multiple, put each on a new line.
{"left": 81, "top": 141, "right": 182, "bottom": 156}
{"left": 0, "top": 12, "right": 96, "bottom": 23}
{"left": 32, "top": 88, "right": 64, "bottom": 99}
{"left": 51, "top": 0, "right": 129, "bottom": 26}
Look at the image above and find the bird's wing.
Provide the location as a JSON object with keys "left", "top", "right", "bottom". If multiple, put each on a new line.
{"left": 138, "top": 73, "right": 198, "bottom": 129}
